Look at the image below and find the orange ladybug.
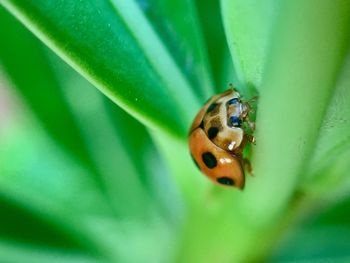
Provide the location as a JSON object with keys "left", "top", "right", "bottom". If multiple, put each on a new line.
{"left": 188, "top": 85, "right": 256, "bottom": 189}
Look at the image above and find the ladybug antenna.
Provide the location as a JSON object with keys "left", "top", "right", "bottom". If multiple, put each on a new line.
{"left": 228, "top": 83, "right": 237, "bottom": 92}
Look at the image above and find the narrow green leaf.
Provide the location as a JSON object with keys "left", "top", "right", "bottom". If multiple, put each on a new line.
{"left": 1, "top": 2, "right": 180, "bottom": 220}
{"left": 195, "top": 0, "right": 236, "bottom": 92}
{"left": 46, "top": 46, "right": 182, "bottom": 219}
{"left": 303, "top": 49, "right": 350, "bottom": 196}
{"left": 0, "top": 6, "right": 95, "bottom": 173}
{"left": 0, "top": 241, "right": 101, "bottom": 263}
{"left": 246, "top": 0, "right": 350, "bottom": 223}
{"left": 221, "top": 0, "right": 277, "bottom": 93}
{"left": 150, "top": 131, "right": 207, "bottom": 204}
{"left": 52, "top": 59, "right": 159, "bottom": 217}
{"left": 0, "top": 194, "right": 89, "bottom": 251}
{"left": 104, "top": 100, "right": 182, "bottom": 220}
{"left": 0, "top": 14, "right": 179, "bottom": 257}
{"left": 0, "top": 8, "right": 148, "bottom": 205}
{"left": 0, "top": 117, "right": 113, "bottom": 257}
{"left": 272, "top": 227, "right": 350, "bottom": 262}
{"left": 1, "top": 0, "right": 200, "bottom": 137}
{"left": 177, "top": 1, "right": 350, "bottom": 262}
{"left": 0, "top": 110, "right": 174, "bottom": 261}
{"left": 271, "top": 198, "right": 350, "bottom": 262}
{"left": 135, "top": 0, "right": 214, "bottom": 99}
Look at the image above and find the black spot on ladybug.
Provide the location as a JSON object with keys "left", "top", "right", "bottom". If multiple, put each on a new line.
{"left": 206, "top": 103, "right": 218, "bottom": 113}
{"left": 217, "top": 177, "right": 235, "bottom": 186}
{"left": 208, "top": 127, "right": 219, "bottom": 140}
{"left": 210, "top": 104, "right": 221, "bottom": 116}
{"left": 199, "top": 120, "right": 204, "bottom": 129}
{"left": 202, "top": 152, "right": 217, "bottom": 169}
{"left": 191, "top": 154, "right": 200, "bottom": 170}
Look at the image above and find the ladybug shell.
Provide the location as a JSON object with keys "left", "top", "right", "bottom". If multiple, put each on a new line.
{"left": 189, "top": 91, "right": 224, "bottom": 133}
{"left": 189, "top": 128, "right": 245, "bottom": 189}
{"left": 189, "top": 89, "right": 246, "bottom": 189}
{"left": 190, "top": 89, "right": 244, "bottom": 151}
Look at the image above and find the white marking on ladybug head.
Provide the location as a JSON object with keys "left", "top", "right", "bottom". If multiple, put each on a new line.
{"left": 228, "top": 141, "right": 236, "bottom": 151}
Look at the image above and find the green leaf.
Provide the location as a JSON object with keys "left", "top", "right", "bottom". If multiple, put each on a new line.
{"left": 0, "top": 106, "right": 174, "bottom": 261}
{"left": 221, "top": 0, "right": 277, "bottom": 93}
{"left": 271, "top": 198, "right": 350, "bottom": 262}
{"left": 135, "top": 0, "right": 214, "bottom": 99}
{"left": 0, "top": 6, "right": 96, "bottom": 173}
{"left": 104, "top": 100, "right": 181, "bottom": 219}
{"left": 1, "top": 0, "right": 201, "bottom": 137}
{"left": 195, "top": 0, "right": 236, "bottom": 91}
{"left": 303, "top": 49, "right": 350, "bottom": 197}
{"left": 0, "top": 116, "right": 113, "bottom": 254}
{"left": 0, "top": 241, "right": 100, "bottom": 263}
{"left": 0, "top": 7, "right": 155, "bottom": 213}
{"left": 150, "top": 131, "right": 207, "bottom": 203}
{"left": 0, "top": 10, "right": 179, "bottom": 259}
{"left": 177, "top": 1, "right": 350, "bottom": 262}
{"left": 51, "top": 60, "right": 146, "bottom": 214}
{"left": 0, "top": 194, "right": 88, "bottom": 251}
{"left": 245, "top": 0, "right": 350, "bottom": 223}
{"left": 61, "top": 59, "right": 184, "bottom": 220}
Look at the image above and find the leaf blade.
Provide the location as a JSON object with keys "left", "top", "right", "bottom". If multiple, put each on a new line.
{"left": 221, "top": 0, "right": 277, "bottom": 93}
{"left": 1, "top": 0, "right": 200, "bottom": 137}
{"left": 247, "top": 0, "right": 350, "bottom": 222}
{"left": 135, "top": 0, "right": 214, "bottom": 99}
{"left": 0, "top": 6, "right": 95, "bottom": 172}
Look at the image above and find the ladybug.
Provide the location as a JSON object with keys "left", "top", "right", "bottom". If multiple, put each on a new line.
{"left": 188, "top": 85, "right": 256, "bottom": 189}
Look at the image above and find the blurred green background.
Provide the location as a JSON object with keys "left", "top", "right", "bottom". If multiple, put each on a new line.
{"left": 1, "top": 0, "right": 350, "bottom": 262}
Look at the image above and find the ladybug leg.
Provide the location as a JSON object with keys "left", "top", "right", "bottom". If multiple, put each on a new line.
{"left": 247, "top": 97, "right": 257, "bottom": 129}
{"left": 244, "top": 133, "right": 256, "bottom": 145}
{"left": 235, "top": 136, "right": 248, "bottom": 154}
{"left": 229, "top": 83, "right": 237, "bottom": 92}
{"left": 235, "top": 133, "right": 255, "bottom": 155}
{"left": 243, "top": 158, "right": 254, "bottom": 175}
{"left": 247, "top": 120, "right": 256, "bottom": 131}
{"left": 247, "top": 96, "right": 258, "bottom": 103}
{"left": 236, "top": 137, "right": 254, "bottom": 175}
